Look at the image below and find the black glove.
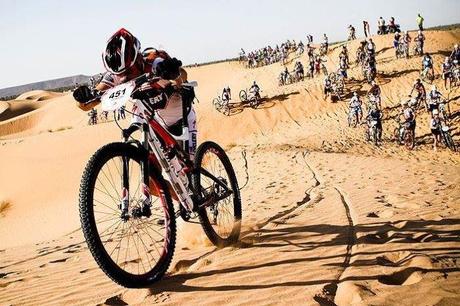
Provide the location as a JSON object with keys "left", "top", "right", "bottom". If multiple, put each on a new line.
{"left": 73, "top": 86, "right": 95, "bottom": 104}
{"left": 156, "top": 57, "right": 182, "bottom": 80}
{"left": 122, "top": 124, "right": 141, "bottom": 139}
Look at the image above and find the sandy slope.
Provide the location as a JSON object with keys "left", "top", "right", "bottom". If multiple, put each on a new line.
{"left": 1, "top": 30, "right": 459, "bottom": 306}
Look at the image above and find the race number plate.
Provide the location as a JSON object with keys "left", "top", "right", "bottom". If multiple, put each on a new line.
{"left": 101, "top": 81, "right": 136, "bottom": 112}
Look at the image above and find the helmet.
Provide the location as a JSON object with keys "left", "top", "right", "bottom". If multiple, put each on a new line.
{"left": 418, "top": 30, "right": 422, "bottom": 35}
{"left": 432, "top": 109, "right": 439, "bottom": 115}
{"left": 102, "top": 28, "right": 141, "bottom": 75}
{"left": 445, "top": 57, "right": 450, "bottom": 63}
{"left": 455, "top": 44, "right": 459, "bottom": 49}
{"left": 401, "top": 100, "right": 408, "bottom": 106}
{"left": 353, "top": 92, "right": 358, "bottom": 97}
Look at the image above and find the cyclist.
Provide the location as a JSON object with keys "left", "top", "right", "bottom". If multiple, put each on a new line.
{"left": 409, "top": 78, "right": 426, "bottom": 109}
{"left": 430, "top": 109, "right": 443, "bottom": 151}
{"left": 222, "top": 86, "right": 231, "bottom": 102}
{"left": 441, "top": 57, "right": 453, "bottom": 89}
{"left": 72, "top": 28, "right": 197, "bottom": 159}
{"left": 349, "top": 92, "right": 363, "bottom": 124}
{"left": 366, "top": 38, "right": 376, "bottom": 57}
{"left": 249, "top": 81, "right": 261, "bottom": 100}
{"left": 451, "top": 44, "right": 460, "bottom": 62}
{"left": 427, "top": 85, "right": 445, "bottom": 114}
{"left": 295, "top": 61, "right": 304, "bottom": 80}
{"left": 322, "top": 34, "right": 329, "bottom": 53}
{"left": 348, "top": 25, "right": 356, "bottom": 40}
{"left": 415, "top": 30, "right": 426, "bottom": 54}
{"left": 366, "top": 103, "right": 383, "bottom": 140}
{"left": 401, "top": 100, "right": 416, "bottom": 137}
{"left": 378, "top": 16, "right": 386, "bottom": 34}
{"left": 422, "top": 53, "right": 434, "bottom": 79}
{"left": 393, "top": 32, "right": 401, "bottom": 55}
{"left": 368, "top": 81, "right": 382, "bottom": 109}
{"left": 324, "top": 75, "right": 332, "bottom": 99}
{"left": 283, "top": 67, "right": 291, "bottom": 83}
{"left": 88, "top": 108, "right": 98, "bottom": 125}
{"left": 338, "top": 57, "right": 348, "bottom": 79}
{"left": 388, "top": 17, "right": 397, "bottom": 32}
{"left": 339, "top": 45, "right": 349, "bottom": 65}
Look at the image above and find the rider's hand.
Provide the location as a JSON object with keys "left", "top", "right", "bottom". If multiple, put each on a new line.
{"left": 73, "top": 86, "right": 95, "bottom": 104}
{"left": 156, "top": 58, "right": 182, "bottom": 80}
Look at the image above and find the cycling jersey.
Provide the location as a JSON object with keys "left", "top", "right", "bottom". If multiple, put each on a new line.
{"left": 423, "top": 57, "right": 433, "bottom": 68}
{"left": 403, "top": 107, "right": 415, "bottom": 121}
{"left": 442, "top": 62, "right": 452, "bottom": 73}
{"left": 349, "top": 97, "right": 362, "bottom": 109}
{"left": 101, "top": 50, "right": 197, "bottom": 157}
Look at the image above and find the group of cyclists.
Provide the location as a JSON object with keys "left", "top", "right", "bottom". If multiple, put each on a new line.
{"left": 393, "top": 30, "right": 426, "bottom": 59}
{"left": 87, "top": 107, "right": 126, "bottom": 126}
{"left": 239, "top": 40, "right": 302, "bottom": 68}
{"left": 214, "top": 81, "right": 261, "bottom": 114}
{"left": 344, "top": 75, "right": 454, "bottom": 151}
{"left": 278, "top": 62, "right": 305, "bottom": 86}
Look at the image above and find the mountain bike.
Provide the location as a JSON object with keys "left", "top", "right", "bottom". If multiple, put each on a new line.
{"left": 364, "top": 119, "right": 381, "bottom": 146}
{"left": 78, "top": 74, "right": 242, "bottom": 288}
{"left": 439, "top": 124, "right": 457, "bottom": 152}
{"left": 348, "top": 106, "right": 361, "bottom": 127}
{"left": 239, "top": 89, "right": 261, "bottom": 108}
{"left": 394, "top": 119, "right": 415, "bottom": 150}
{"left": 421, "top": 66, "right": 434, "bottom": 83}
{"left": 213, "top": 95, "right": 231, "bottom": 116}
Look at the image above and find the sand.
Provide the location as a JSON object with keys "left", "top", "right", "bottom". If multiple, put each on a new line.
{"left": 0, "top": 29, "right": 459, "bottom": 306}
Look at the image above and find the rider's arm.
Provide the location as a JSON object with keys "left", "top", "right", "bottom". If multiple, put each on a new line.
{"left": 75, "top": 82, "right": 109, "bottom": 112}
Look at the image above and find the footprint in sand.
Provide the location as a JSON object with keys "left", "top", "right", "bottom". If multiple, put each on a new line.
{"left": 376, "top": 251, "right": 435, "bottom": 286}
{"left": 49, "top": 257, "right": 70, "bottom": 264}
{"left": 377, "top": 267, "right": 425, "bottom": 286}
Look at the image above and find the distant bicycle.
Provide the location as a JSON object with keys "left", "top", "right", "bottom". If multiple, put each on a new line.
{"left": 213, "top": 95, "right": 231, "bottom": 116}
{"left": 394, "top": 119, "right": 415, "bottom": 150}
{"left": 239, "top": 89, "right": 260, "bottom": 108}
{"left": 364, "top": 119, "right": 381, "bottom": 146}
{"left": 348, "top": 107, "right": 361, "bottom": 128}
{"left": 421, "top": 66, "right": 434, "bottom": 83}
{"left": 439, "top": 124, "right": 457, "bottom": 152}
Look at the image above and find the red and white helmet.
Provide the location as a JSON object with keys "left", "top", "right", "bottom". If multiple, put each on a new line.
{"left": 102, "top": 28, "right": 141, "bottom": 74}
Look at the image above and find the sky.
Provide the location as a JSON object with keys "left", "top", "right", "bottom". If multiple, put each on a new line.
{"left": 0, "top": 0, "right": 459, "bottom": 88}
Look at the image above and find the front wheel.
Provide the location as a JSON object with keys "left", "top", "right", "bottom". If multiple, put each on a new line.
{"left": 443, "top": 131, "right": 457, "bottom": 152}
{"left": 405, "top": 129, "right": 415, "bottom": 150}
{"left": 239, "top": 90, "right": 248, "bottom": 102}
{"left": 193, "top": 141, "right": 242, "bottom": 247}
{"left": 79, "top": 142, "right": 176, "bottom": 288}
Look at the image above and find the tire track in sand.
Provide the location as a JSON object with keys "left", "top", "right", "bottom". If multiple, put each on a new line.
{"left": 299, "top": 152, "right": 357, "bottom": 306}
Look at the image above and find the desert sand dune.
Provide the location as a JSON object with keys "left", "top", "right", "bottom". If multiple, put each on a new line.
{"left": 0, "top": 30, "right": 459, "bottom": 305}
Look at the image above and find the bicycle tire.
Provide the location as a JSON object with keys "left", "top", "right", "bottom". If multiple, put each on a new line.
{"left": 192, "top": 141, "right": 242, "bottom": 247}
{"left": 79, "top": 142, "right": 176, "bottom": 288}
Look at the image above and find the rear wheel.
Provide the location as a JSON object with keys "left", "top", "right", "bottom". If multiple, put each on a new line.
{"left": 79, "top": 143, "right": 176, "bottom": 288}
{"left": 193, "top": 141, "right": 242, "bottom": 247}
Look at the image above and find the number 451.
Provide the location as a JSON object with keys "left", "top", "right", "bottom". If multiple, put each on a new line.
{"left": 109, "top": 88, "right": 126, "bottom": 99}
